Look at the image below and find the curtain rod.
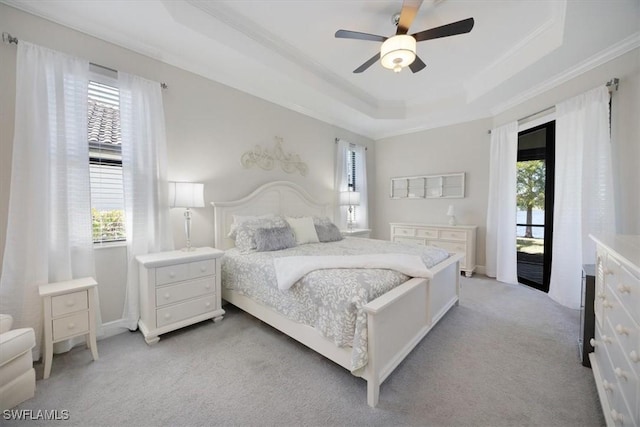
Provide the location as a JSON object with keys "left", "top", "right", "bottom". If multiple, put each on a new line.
{"left": 487, "top": 78, "right": 620, "bottom": 135}
{"left": 335, "top": 138, "right": 367, "bottom": 150}
{"left": 2, "top": 32, "right": 168, "bottom": 89}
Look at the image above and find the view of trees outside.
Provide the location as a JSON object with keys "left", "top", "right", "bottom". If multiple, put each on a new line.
{"left": 516, "top": 160, "right": 545, "bottom": 256}
{"left": 92, "top": 208, "right": 125, "bottom": 242}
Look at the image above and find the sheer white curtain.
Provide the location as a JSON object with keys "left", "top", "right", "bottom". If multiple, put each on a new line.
{"left": 353, "top": 144, "right": 369, "bottom": 229}
{"left": 549, "top": 86, "right": 615, "bottom": 309}
{"left": 334, "top": 139, "right": 350, "bottom": 229}
{"left": 119, "top": 72, "right": 173, "bottom": 330}
{"left": 485, "top": 121, "right": 519, "bottom": 284}
{"left": 0, "top": 42, "right": 95, "bottom": 358}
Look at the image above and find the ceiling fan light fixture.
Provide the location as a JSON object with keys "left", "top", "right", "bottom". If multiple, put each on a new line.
{"left": 380, "top": 35, "right": 416, "bottom": 73}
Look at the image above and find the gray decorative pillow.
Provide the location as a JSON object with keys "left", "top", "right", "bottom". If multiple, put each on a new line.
{"left": 254, "top": 226, "right": 297, "bottom": 252}
{"left": 234, "top": 217, "right": 288, "bottom": 253}
{"left": 315, "top": 222, "right": 343, "bottom": 242}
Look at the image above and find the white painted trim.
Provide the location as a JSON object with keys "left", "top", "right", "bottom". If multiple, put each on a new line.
{"left": 97, "top": 319, "right": 130, "bottom": 340}
{"left": 491, "top": 32, "right": 640, "bottom": 116}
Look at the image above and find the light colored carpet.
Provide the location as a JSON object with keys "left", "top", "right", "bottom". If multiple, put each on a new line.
{"left": 9, "top": 276, "right": 604, "bottom": 426}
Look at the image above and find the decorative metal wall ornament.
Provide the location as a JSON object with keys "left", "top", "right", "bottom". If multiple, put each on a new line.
{"left": 241, "top": 136, "right": 308, "bottom": 176}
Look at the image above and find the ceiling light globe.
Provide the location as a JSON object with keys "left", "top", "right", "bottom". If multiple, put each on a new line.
{"left": 380, "top": 35, "right": 416, "bottom": 72}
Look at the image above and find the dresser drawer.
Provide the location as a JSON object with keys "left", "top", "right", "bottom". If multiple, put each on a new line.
{"left": 189, "top": 259, "right": 215, "bottom": 279}
{"left": 156, "top": 295, "right": 216, "bottom": 328}
{"left": 439, "top": 230, "right": 467, "bottom": 241}
{"left": 429, "top": 240, "right": 467, "bottom": 254}
{"left": 394, "top": 227, "right": 416, "bottom": 237}
{"left": 394, "top": 237, "right": 425, "bottom": 246}
{"left": 606, "top": 292, "right": 639, "bottom": 368}
{"left": 416, "top": 228, "right": 438, "bottom": 239}
{"left": 156, "top": 263, "right": 189, "bottom": 286}
{"left": 51, "top": 290, "right": 88, "bottom": 317}
{"left": 52, "top": 312, "right": 89, "bottom": 341}
{"left": 617, "top": 264, "right": 640, "bottom": 325}
{"left": 606, "top": 320, "right": 638, "bottom": 421}
{"left": 156, "top": 277, "right": 215, "bottom": 307}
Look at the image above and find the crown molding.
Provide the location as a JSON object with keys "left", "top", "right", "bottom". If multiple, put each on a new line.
{"left": 491, "top": 32, "right": 640, "bottom": 116}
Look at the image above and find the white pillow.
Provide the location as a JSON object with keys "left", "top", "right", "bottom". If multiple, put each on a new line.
{"left": 285, "top": 216, "right": 319, "bottom": 245}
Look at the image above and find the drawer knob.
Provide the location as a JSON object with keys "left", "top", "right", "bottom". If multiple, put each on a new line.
{"left": 603, "top": 380, "right": 614, "bottom": 392}
{"left": 205, "top": 302, "right": 211, "bottom": 308}
{"left": 614, "top": 367, "right": 627, "bottom": 381}
{"left": 200, "top": 267, "right": 207, "bottom": 272}
{"left": 67, "top": 323, "right": 75, "bottom": 330}
{"left": 604, "top": 268, "right": 614, "bottom": 276}
{"left": 611, "top": 409, "right": 624, "bottom": 423}
{"left": 205, "top": 284, "right": 211, "bottom": 290}
{"left": 164, "top": 293, "right": 171, "bottom": 300}
{"left": 169, "top": 272, "right": 176, "bottom": 278}
{"left": 629, "top": 351, "right": 639, "bottom": 363}
{"left": 164, "top": 313, "right": 171, "bottom": 320}
{"left": 615, "top": 324, "right": 629, "bottom": 336}
{"left": 602, "top": 335, "right": 612, "bottom": 344}
{"left": 598, "top": 292, "right": 606, "bottom": 300}
{"left": 590, "top": 338, "right": 597, "bottom": 348}
{"left": 66, "top": 300, "right": 75, "bottom": 307}
{"left": 617, "top": 284, "right": 631, "bottom": 294}
{"left": 603, "top": 300, "right": 613, "bottom": 309}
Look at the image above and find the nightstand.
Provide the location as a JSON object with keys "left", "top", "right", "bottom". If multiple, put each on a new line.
{"left": 136, "top": 247, "right": 224, "bottom": 345}
{"left": 341, "top": 228, "right": 372, "bottom": 238}
{"left": 39, "top": 277, "right": 99, "bottom": 379}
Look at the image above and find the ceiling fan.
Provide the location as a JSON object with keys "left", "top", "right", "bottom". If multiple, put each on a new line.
{"left": 335, "top": 0, "right": 474, "bottom": 74}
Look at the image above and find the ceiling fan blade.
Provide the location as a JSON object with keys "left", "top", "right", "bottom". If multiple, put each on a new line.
{"left": 396, "top": 0, "right": 424, "bottom": 35}
{"left": 354, "top": 52, "right": 381, "bottom": 73}
{"left": 409, "top": 55, "right": 426, "bottom": 73}
{"left": 412, "top": 17, "right": 475, "bottom": 42}
{"left": 335, "top": 30, "right": 387, "bottom": 42}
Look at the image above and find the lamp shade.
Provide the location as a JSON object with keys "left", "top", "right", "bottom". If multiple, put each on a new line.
{"left": 447, "top": 205, "right": 455, "bottom": 216}
{"left": 380, "top": 35, "right": 416, "bottom": 73}
{"left": 169, "top": 182, "right": 205, "bottom": 208}
{"left": 340, "top": 191, "right": 361, "bottom": 206}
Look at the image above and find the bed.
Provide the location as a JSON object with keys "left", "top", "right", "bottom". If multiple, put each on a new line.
{"left": 212, "top": 181, "right": 462, "bottom": 407}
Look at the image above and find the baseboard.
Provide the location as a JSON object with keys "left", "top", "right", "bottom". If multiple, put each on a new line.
{"left": 97, "top": 319, "right": 132, "bottom": 340}
{"left": 475, "top": 265, "right": 486, "bottom": 276}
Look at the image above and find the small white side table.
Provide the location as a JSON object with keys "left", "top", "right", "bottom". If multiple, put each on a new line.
{"left": 39, "top": 277, "right": 99, "bottom": 379}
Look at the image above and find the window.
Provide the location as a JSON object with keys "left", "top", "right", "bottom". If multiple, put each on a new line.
{"left": 346, "top": 147, "right": 357, "bottom": 223}
{"left": 88, "top": 79, "right": 125, "bottom": 244}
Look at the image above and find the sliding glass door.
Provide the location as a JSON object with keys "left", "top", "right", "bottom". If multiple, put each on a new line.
{"left": 516, "top": 122, "right": 555, "bottom": 292}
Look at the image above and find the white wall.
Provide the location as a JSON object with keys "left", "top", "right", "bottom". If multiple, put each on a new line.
{"left": 0, "top": 4, "right": 375, "bottom": 324}
{"left": 374, "top": 118, "right": 492, "bottom": 268}
{"left": 375, "top": 47, "right": 640, "bottom": 273}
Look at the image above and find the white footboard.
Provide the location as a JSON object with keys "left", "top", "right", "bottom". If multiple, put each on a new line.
{"left": 221, "top": 253, "right": 462, "bottom": 408}
{"left": 360, "top": 254, "right": 461, "bottom": 407}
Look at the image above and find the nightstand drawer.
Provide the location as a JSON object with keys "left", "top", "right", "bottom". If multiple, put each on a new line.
{"left": 156, "top": 277, "right": 215, "bottom": 307}
{"left": 52, "top": 312, "right": 89, "bottom": 341}
{"left": 156, "top": 295, "right": 216, "bottom": 328}
{"left": 439, "top": 230, "right": 466, "bottom": 241}
{"left": 51, "top": 290, "right": 88, "bottom": 317}
{"left": 156, "top": 263, "right": 189, "bottom": 286}
{"left": 189, "top": 259, "right": 215, "bottom": 279}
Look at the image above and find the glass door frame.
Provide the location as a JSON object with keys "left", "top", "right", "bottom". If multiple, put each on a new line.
{"left": 517, "top": 121, "right": 555, "bottom": 292}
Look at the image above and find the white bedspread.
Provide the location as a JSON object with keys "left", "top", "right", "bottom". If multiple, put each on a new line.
{"left": 274, "top": 254, "right": 433, "bottom": 290}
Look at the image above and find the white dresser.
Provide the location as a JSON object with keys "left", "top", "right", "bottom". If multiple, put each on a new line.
{"left": 589, "top": 234, "right": 640, "bottom": 427}
{"left": 136, "top": 247, "right": 224, "bottom": 345}
{"left": 390, "top": 223, "right": 477, "bottom": 277}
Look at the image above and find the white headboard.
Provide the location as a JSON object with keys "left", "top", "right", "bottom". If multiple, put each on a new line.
{"left": 211, "top": 181, "right": 332, "bottom": 250}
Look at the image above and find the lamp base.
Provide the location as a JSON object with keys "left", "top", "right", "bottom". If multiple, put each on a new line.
{"left": 448, "top": 216, "right": 457, "bottom": 226}
{"left": 180, "top": 246, "right": 196, "bottom": 252}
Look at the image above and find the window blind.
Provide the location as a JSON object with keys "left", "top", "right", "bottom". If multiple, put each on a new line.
{"left": 88, "top": 80, "right": 125, "bottom": 243}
